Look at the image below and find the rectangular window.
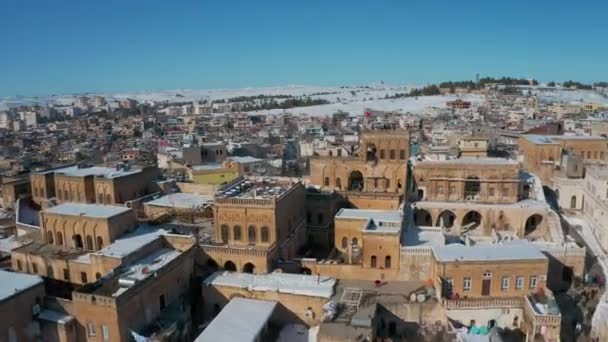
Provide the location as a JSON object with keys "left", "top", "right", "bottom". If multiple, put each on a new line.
{"left": 102, "top": 325, "right": 110, "bottom": 341}
{"left": 88, "top": 323, "right": 96, "bottom": 336}
{"left": 437, "top": 186, "right": 444, "bottom": 195}
{"left": 64, "top": 269, "right": 70, "bottom": 281}
{"left": 390, "top": 150, "right": 395, "bottom": 160}
{"left": 81, "top": 272, "right": 88, "bottom": 283}
{"left": 399, "top": 150, "right": 406, "bottom": 160}
{"left": 516, "top": 276, "right": 524, "bottom": 289}
{"left": 529, "top": 276, "right": 538, "bottom": 289}
{"left": 463, "top": 277, "right": 472, "bottom": 291}
{"left": 449, "top": 186, "right": 455, "bottom": 195}
{"left": 32, "top": 263, "right": 38, "bottom": 274}
{"left": 501, "top": 276, "right": 510, "bottom": 291}
{"left": 489, "top": 187, "right": 495, "bottom": 196}
{"left": 16, "top": 260, "right": 22, "bottom": 271}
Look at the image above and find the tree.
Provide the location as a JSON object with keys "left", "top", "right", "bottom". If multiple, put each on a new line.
{"left": 547, "top": 81, "right": 556, "bottom": 87}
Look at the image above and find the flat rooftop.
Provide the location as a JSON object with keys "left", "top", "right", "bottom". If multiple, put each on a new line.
{"left": 82, "top": 247, "right": 182, "bottom": 298}
{"left": 524, "top": 134, "right": 607, "bottom": 145}
{"left": 216, "top": 178, "right": 294, "bottom": 200}
{"left": 418, "top": 157, "right": 517, "bottom": 166}
{"left": 433, "top": 242, "right": 547, "bottom": 262}
{"left": 204, "top": 271, "right": 336, "bottom": 298}
{"left": 41, "top": 165, "right": 142, "bottom": 179}
{"left": 586, "top": 165, "right": 608, "bottom": 179}
{"left": 336, "top": 209, "right": 402, "bottom": 234}
{"left": 0, "top": 270, "right": 43, "bottom": 302}
{"left": 146, "top": 193, "right": 213, "bottom": 209}
{"left": 93, "top": 226, "right": 167, "bottom": 259}
{"left": 403, "top": 226, "right": 445, "bottom": 247}
{"left": 229, "top": 156, "right": 263, "bottom": 164}
{"left": 190, "top": 163, "right": 225, "bottom": 171}
{"left": 43, "top": 203, "right": 132, "bottom": 219}
{"left": 195, "top": 298, "right": 277, "bottom": 342}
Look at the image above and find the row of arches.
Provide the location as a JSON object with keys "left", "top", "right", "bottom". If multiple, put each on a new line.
{"left": 221, "top": 260, "right": 255, "bottom": 273}
{"left": 324, "top": 171, "right": 403, "bottom": 192}
{"left": 220, "top": 225, "right": 270, "bottom": 244}
{"left": 46, "top": 231, "right": 103, "bottom": 250}
{"left": 414, "top": 208, "right": 544, "bottom": 235}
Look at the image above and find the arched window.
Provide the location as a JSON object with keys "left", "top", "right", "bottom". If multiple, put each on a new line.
{"left": 352, "top": 237, "right": 358, "bottom": 246}
{"left": 106, "top": 194, "right": 112, "bottom": 204}
{"left": 98, "top": 193, "right": 103, "bottom": 203}
{"left": 96, "top": 236, "right": 104, "bottom": 249}
{"left": 341, "top": 237, "right": 348, "bottom": 249}
{"left": 385, "top": 179, "right": 390, "bottom": 190}
{"left": 336, "top": 177, "right": 342, "bottom": 190}
{"left": 248, "top": 225, "right": 256, "bottom": 243}
{"left": 571, "top": 195, "right": 577, "bottom": 209}
{"left": 400, "top": 149, "right": 406, "bottom": 160}
{"left": 371, "top": 255, "right": 377, "bottom": 268}
{"left": 261, "top": 226, "right": 270, "bottom": 242}
{"left": 389, "top": 150, "right": 395, "bottom": 160}
{"left": 56, "top": 232, "right": 63, "bottom": 246}
{"left": 74, "top": 234, "right": 83, "bottom": 249}
{"left": 86, "top": 235, "right": 94, "bottom": 251}
{"left": 220, "top": 225, "right": 229, "bottom": 243}
{"left": 324, "top": 177, "right": 330, "bottom": 187}
{"left": 380, "top": 150, "right": 386, "bottom": 159}
{"left": 385, "top": 255, "right": 392, "bottom": 269}
{"left": 233, "top": 225, "right": 242, "bottom": 241}
{"left": 47, "top": 231, "right": 54, "bottom": 244}
{"left": 96, "top": 272, "right": 102, "bottom": 280}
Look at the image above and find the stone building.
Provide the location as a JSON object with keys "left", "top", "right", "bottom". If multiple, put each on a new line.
{"left": 518, "top": 135, "right": 608, "bottom": 184}
{"left": 309, "top": 130, "right": 409, "bottom": 210}
{"left": 30, "top": 164, "right": 160, "bottom": 208}
{"left": 200, "top": 178, "right": 307, "bottom": 274}
{"left": 458, "top": 134, "right": 488, "bottom": 158}
{"left": 0, "top": 270, "right": 46, "bottom": 342}
{"left": 580, "top": 165, "right": 608, "bottom": 249}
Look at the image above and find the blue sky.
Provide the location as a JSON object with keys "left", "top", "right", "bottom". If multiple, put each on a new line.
{"left": 1, "top": 0, "right": 607, "bottom": 97}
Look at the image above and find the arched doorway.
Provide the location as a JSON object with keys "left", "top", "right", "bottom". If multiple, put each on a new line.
{"left": 301, "top": 267, "right": 312, "bottom": 275}
{"left": 462, "top": 211, "right": 482, "bottom": 231}
{"left": 414, "top": 208, "right": 432, "bottom": 226}
{"left": 464, "top": 176, "right": 481, "bottom": 200}
{"left": 336, "top": 177, "right": 342, "bottom": 190}
{"left": 243, "top": 262, "right": 255, "bottom": 273}
{"left": 223, "top": 261, "right": 236, "bottom": 271}
{"left": 570, "top": 195, "right": 577, "bottom": 209}
{"left": 348, "top": 171, "right": 364, "bottom": 191}
{"left": 436, "top": 210, "right": 456, "bottom": 229}
{"left": 525, "top": 214, "right": 543, "bottom": 235}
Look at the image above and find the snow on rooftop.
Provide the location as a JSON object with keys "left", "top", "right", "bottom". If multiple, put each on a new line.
{"left": 228, "top": 156, "right": 263, "bottom": 164}
{"left": 0, "top": 235, "right": 24, "bottom": 253}
{"left": 0, "top": 270, "right": 43, "bottom": 302}
{"left": 433, "top": 242, "right": 547, "bottom": 262}
{"left": 94, "top": 226, "right": 167, "bottom": 259}
{"left": 43, "top": 203, "right": 132, "bottom": 218}
{"left": 118, "top": 248, "right": 181, "bottom": 283}
{"left": 190, "top": 163, "right": 224, "bottom": 171}
{"left": 146, "top": 193, "right": 213, "bottom": 209}
{"left": 524, "top": 134, "right": 605, "bottom": 144}
{"left": 38, "top": 309, "right": 74, "bottom": 325}
{"left": 195, "top": 298, "right": 277, "bottom": 342}
{"left": 336, "top": 209, "right": 402, "bottom": 222}
{"left": 403, "top": 227, "right": 445, "bottom": 247}
{"left": 44, "top": 165, "right": 142, "bottom": 178}
{"left": 204, "top": 271, "right": 336, "bottom": 298}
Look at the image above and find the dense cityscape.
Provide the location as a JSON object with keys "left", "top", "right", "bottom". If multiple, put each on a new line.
{"left": 0, "top": 79, "right": 607, "bottom": 341}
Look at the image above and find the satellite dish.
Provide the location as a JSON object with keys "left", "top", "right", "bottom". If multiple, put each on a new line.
{"left": 410, "top": 293, "right": 417, "bottom": 302}
{"left": 417, "top": 294, "right": 426, "bottom": 303}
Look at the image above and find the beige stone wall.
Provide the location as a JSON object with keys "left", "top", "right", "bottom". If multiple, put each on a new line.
{"left": 413, "top": 161, "right": 520, "bottom": 204}
{"left": 40, "top": 209, "right": 137, "bottom": 251}
{"left": 72, "top": 248, "right": 194, "bottom": 341}
{"left": 55, "top": 175, "right": 94, "bottom": 204}
{"left": 435, "top": 259, "right": 548, "bottom": 298}
{"left": 0, "top": 281, "right": 45, "bottom": 342}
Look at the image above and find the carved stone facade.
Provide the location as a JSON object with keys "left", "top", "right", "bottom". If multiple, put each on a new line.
{"left": 309, "top": 130, "right": 409, "bottom": 210}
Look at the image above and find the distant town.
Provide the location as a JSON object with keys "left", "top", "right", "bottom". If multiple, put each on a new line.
{"left": 1, "top": 77, "right": 608, "bottom": 341}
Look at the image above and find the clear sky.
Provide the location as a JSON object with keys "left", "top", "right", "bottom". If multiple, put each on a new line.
{"left": 1, "top": 0, "right": 607, "bottom": 97}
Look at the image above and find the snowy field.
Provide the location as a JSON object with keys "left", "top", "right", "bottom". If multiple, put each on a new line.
{"left": 532, "top": 88, "right": 608, "bottom": 105}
